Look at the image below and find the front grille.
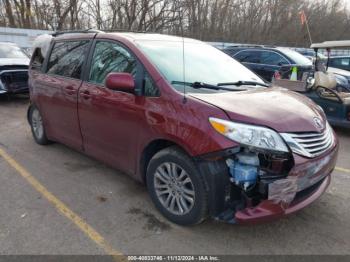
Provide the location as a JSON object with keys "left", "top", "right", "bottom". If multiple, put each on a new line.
{"left": 280, "top": 123, "right": 334, "bottom": 158}
{"left": 0, "top": 69, "right": 28, "bottom": 91}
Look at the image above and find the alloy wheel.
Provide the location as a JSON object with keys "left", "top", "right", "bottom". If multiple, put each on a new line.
{"left": 154, "top": 162, "right": 195, "bottom": 215}
{"left": 31, "top": 109, "right": 44, "bottom": 139}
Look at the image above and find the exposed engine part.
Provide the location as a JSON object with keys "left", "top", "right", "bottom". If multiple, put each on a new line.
{"left": 226, "top": 152, "right": 260, "bottom": 191}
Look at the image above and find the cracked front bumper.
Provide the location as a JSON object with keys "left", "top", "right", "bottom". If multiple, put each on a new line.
{"left": 234, "top": 143, "right": 338, "bottom": 225}
{"left": 235, "top": 175, "right": 331, "bottom": 224}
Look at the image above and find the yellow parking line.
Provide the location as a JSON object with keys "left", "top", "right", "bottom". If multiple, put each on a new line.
{"left": 0, "top": 147, "right": 125, "bottom": 261}
{"left": 335, "top": 166, "right": 350, "bottom": 174}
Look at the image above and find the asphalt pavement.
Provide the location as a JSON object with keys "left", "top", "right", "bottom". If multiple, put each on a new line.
{"left": 0, "top": 95, "right": 349, "bottom": 256}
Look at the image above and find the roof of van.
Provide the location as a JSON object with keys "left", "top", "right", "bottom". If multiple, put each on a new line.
{"left": 106, "top": 32, "right": 200, "bottom": 43}
{"left": 52, "top": 30, "right": 200, "bottom": 43}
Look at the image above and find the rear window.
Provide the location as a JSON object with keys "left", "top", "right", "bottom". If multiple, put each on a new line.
{"left": 46, "top": 40, "right": 89, "bottom": 79}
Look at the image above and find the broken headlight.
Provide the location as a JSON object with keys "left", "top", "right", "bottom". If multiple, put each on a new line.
{"left": 209, "top": 117, "right": 289, "bottom": 153}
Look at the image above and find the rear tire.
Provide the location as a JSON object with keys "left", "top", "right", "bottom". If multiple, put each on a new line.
{"left": 146, "top": 146, "right": 208, "bottom": 225}
{"left": 29, "top": 105, "right": 50, "bottom": 145}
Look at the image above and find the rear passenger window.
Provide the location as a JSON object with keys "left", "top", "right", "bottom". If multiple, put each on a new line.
{"left": 234, "top": 50, "right": 261, "bottom": 63}
{"left": 89, "top": 41, "right": 137, "bottom": 85}
{"left": 260, "top": 51, "right": 289, "bottom": 66}
{"left": 47, "top": 40, "right": 89, "bottom": 79}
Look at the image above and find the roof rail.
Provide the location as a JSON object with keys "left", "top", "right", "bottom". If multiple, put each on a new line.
{"left": 103, "top": 29, "right": 160, "bottom": 34}
{"left": 225, "top": 44, "right": 277, "bottom": 49}
{"left": 52, "top": 28, "right": 103, "bottom": 37}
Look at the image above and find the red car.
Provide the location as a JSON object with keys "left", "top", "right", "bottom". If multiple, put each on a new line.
{"left": 28, "top": 31, "right": 338, "bottom": 225}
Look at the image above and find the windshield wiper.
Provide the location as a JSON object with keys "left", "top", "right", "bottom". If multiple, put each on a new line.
{"left": 217, "top": 81, "right": 269, "bottom": 87}
{"left": 171, "top": 81, "right": 241, "bottom": 91}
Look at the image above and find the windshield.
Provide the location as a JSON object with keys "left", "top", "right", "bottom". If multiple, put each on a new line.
{"left": 280, "top": 48, "right": 312, "bottom": 66}
{"left": 0, "top": 44, "right": 28, "bottom": 59}
{"left": 136, "top": 40, "right": 264, "bottom": 93}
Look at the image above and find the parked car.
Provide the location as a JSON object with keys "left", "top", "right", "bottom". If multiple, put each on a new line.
{"left": 272, "top": 40, "right": 350, "bottom": 128}
{"left": 294, "top": 49, "right": 350, "bottom": 89}
{"left": 225, "top": 45, "right": 350, "bottom": 91}
{"left": 0, "top": 42, "right": 30, "bottom": 96}
{"left": 294, "top": 48, "right": 327, "bottom": 62}
{"left": 328, "top": 56, "right": 350, "bottom": 71}
{"left": 28, "top": 31, "right": 338, "bottom": 225}
{"left": 223, "top": 45, "right": 313, "bottom": 82}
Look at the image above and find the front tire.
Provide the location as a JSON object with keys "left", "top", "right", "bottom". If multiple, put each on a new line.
{"left": 146, "top": 146, "right": 208, "bottom": 225}
{"left": 29, "top": 105, "right": 50, "bottom": 145}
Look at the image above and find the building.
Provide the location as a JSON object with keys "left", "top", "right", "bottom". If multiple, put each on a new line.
{"left": 0, "top": 27, "right": 53, "bottom": 49}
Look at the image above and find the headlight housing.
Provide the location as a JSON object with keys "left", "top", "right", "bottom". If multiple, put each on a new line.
{"left": 209, "top": 117, "right": 289, "bottom": 153}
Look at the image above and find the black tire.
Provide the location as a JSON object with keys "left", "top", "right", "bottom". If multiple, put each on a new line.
{"left": 146, "top": 146, "right": 208, "bottom": 225}
{"left": 28, "top": 105, "right": 50, "bottom": 145}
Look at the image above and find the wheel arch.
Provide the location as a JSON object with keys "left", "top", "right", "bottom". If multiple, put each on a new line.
{"left": 139, "top": 139, "right": 191, "bottom": 184}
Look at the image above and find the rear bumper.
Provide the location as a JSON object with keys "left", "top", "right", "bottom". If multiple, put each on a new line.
{"left": 235, "top": 175, "right": 331, "bottom": 225}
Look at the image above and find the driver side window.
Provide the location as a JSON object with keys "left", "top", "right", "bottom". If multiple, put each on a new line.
{"left": 89, "top": 41, "right": 137, "bottom": 85}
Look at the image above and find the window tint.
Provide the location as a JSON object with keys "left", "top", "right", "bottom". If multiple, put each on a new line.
{"left": 89, "top": 41, "right": 137, "bottom": 84}
{"left": 47, "top": 41, "right": 89, "bottom": 79}
{"left": 260, "top": 51, "right": 289, "bottom": 66}
{"left": 31, "top": 48, "right": 44, "bottom": 70}
{"left": 234, "top": 50, "right": 261, "bottom": 63}
{"left": 330, "top": 58, "right": 350, "bottom": 68}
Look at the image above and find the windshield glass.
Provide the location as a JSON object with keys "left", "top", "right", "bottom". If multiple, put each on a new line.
{"left": 280, "top": 48, "right": 312, "bottom": 66}
{"left": 0, "top": 44, "right": 28, "bottom": 59}
{"left": 136, "top": 40, "right": 264, "bottom": 93}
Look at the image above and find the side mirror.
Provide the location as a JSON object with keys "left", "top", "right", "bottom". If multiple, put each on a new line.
{"left": 105, "top": 72, "right": 135, "bottom": 93}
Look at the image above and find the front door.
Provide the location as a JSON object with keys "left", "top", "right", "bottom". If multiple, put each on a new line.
{"left": 78, "top": 40, "right": 145, "bottom": 174}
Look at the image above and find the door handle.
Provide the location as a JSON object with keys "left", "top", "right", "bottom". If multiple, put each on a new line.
{"left": 80, "top": 90, "right": 91, "bottom": 100}
{"left": 64, "top": 86, "right": 76, "bottom": 95}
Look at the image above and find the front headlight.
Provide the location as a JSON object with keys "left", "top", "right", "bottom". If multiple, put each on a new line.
{"left": 209, "top": 117, "right": 289, "bottom": 153}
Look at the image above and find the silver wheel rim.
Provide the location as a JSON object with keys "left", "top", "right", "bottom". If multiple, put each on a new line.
{"left": 32, "top": 109, "right": 43, "bottom": 139}
{"left": 154, "top": 162, "right": 195, "bottom": 215}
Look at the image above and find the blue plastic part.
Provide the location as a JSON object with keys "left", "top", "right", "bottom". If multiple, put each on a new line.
{"left": 228, "top": 162, "right": 258, "bottom": 187}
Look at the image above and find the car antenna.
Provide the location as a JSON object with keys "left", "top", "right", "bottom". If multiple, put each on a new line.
{"left": 179, "top": 11, "right": 187, "bottom": 103}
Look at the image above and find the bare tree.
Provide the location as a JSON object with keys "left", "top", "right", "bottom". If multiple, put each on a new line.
{"left": 1, "top": 0, "right": 350, "bottom": 47}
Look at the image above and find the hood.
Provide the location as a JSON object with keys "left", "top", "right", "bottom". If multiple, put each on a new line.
{"left": 190, "top": 87, "right": 326, "bottom": 133}
{"left": 0, "top": 58, "right": 29, "bottom": 67}
{"left": 328, "top": 67, "right": 350, "bottom": 77}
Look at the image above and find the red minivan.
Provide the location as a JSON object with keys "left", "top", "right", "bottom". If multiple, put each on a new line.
{"left": 28, "top": 31, "right": 338, "bottom": 225}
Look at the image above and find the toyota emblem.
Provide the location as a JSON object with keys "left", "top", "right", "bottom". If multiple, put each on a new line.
{"left": 313, "top": 117, "right": 324, "bottom": 130}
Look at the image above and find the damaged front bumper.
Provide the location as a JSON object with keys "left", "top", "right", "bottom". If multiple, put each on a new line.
{"left": 235, "top": 175, "right": 331, "bottom": 224}
{"left": 197, "top": 141, "right": 338, "bottom": 225}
